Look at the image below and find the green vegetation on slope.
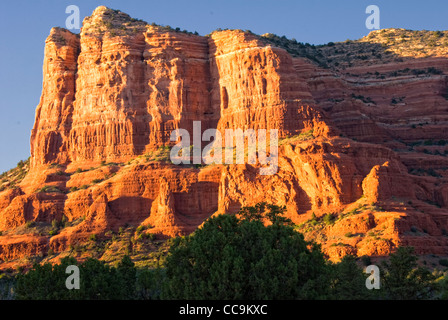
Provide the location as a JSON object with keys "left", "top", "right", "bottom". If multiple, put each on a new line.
{"left": 0, "top": 157, "right": 30, "bottom": 192}
{"left": 260, "top": 28, "right": 448, "bottom": 70}
{"left": 4, "top": 203, "right": 448, "bottom": 300}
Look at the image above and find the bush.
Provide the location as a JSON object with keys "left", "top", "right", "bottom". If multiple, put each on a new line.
{"left": 345, "top": 232, "right": 354, "bottom": 237}
{"left": 51, "top": 217, "right": 67, "bottom": 230}
{"left": 323, "top": 213, "right": 335, "bottom": 225}
{"left": 0, "top": 274, "right": 15, "bottom": 300}
{"left": 136, "top": 268, "right": 165, "bottom": 300}
{"left": 163, "top": 205, "right": 331, "bottom": 299}
{"left": 15, "top": 256, "right": 137, "bottom": 300}
{"left": 25, "top": 221, "right": 36, "bottom": 229}
{"left": 361, "top": 255, "right": 372, "bottom": 266}
{"left": 136, "top": 225, "right": 146, "bottom": 234}
{"left": 439, "top": 259, "right": 448, "bottom": 267}
{"left": 381, "top": 246, "right": 435, "bottom": 300}
{"left": 329, "top": 255, "right": 373, "bottom": 300}
{"left": 148, "top": 233, "right": 156, "bottom": 241}
{"left": 36, "top": 186, "right": 63, "bottom": 193}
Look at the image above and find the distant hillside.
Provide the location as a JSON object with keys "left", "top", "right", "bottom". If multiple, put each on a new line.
{"left": 260, "top": 28, "right": 448, "bottom": 69}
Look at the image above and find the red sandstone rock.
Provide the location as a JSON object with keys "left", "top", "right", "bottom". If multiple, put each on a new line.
{"left": 1, "top": 6, "right": 448, "bottom": 264}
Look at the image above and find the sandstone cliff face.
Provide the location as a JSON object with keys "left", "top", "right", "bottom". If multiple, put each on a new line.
{"left": 1, "top": 7, "right": 448, "bottom": 266}
{"left": 30, "top": 27, "right": 79, "bottom": 168}
{"left": 30, "top": 7, "right": 217, "bottom": 170}
{"left": 209, "top": 31, "right": 331, "bottom": 138}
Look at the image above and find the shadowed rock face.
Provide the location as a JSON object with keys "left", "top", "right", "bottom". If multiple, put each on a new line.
{"left": 1, "top": 6, "right": 448, "bottom": 265}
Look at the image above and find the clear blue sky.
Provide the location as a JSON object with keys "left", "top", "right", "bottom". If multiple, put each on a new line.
{"left": 0, "top": 0, "right": 447, "bottom": 173}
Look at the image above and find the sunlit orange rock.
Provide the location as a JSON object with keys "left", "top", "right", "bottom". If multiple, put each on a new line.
{"left": 1, "top": 7, "right": 448, "bottom": 265}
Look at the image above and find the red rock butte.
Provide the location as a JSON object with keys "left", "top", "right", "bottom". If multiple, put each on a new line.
{"left": 1, "top": 6, "right": 448, "bottom": 265}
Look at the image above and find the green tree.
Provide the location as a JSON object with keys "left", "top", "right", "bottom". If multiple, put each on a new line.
{"left": 16, "top": 257, "right": 78, "bottom": 300}
{"left": 136, "top": 268, "right": 166, "bottom": 300}
{"left": 163, "top": 206, "right": 331, "bottom": 299}
{"left": 329, "top": 255, "right": 373, "bottom": 300}
{"left": 77, "top": 258, "right": 121, "bottom": 300}
{"left": 433, "top": 271, "right": 448, "bottom": 299}
{"left": 116, "top": 255, "right": 137, "bottom": 299}
{"left": 382, "top": 246, "right": 435, "bottom": 299}
{"left": 238, "top": 202, "right": 292, "bottom": 225}
{"left": 15, "top": 256, "right": 138, "bottom": 300}
{"left": 0, "top": 273, "right": 16, "bottom": 300}
{"left": 237, "top": 202, "right": 265, "bottom": 222}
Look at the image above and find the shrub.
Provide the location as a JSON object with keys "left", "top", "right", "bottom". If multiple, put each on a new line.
{"left": 438, "top": 259, "right": 448, "bottom": 267}
{"left": 330, "top": 255, "right": 374, "bottom": 299}
{"left": 25, "top": 221, "right": 36, "bottom": 229}
{"left": 136, "top": 225, "right": 146, "bottom": 234}
{"left": 135, "top": 268, "right": 165, "bottom": 300}
{"left": 15, "top": 256, "right": 137, "bottom": 300}
{"left": 381, "top": 246, "right": 435, "bottom": 300}
{"left": 323, "top": 213, "right": 335, "bottom": 225}
{"left": 36, "top": 186, "right": 63, "bottom": 193}
{"left": 360, "top": 255, "right": 372, "bottom": 266}
{"left": 345, "top": 232, "right": 354, "bottom": 237}
{"left": 163, "top": 206, "right": 331, "bottom": 299}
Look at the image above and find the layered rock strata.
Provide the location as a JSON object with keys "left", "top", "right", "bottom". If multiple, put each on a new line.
{"left": 1, "top": 7, "right": 448, "bottom": 265}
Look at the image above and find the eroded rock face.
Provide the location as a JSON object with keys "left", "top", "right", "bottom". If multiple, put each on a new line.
{"left": 209, "top": 31, "right": 332, "bottom": 138}
{"left": 30, "top": 27, "right": 79, "bottom": 168}
{"left": 2, "top": 6, "right": 448, "bottom": 265}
